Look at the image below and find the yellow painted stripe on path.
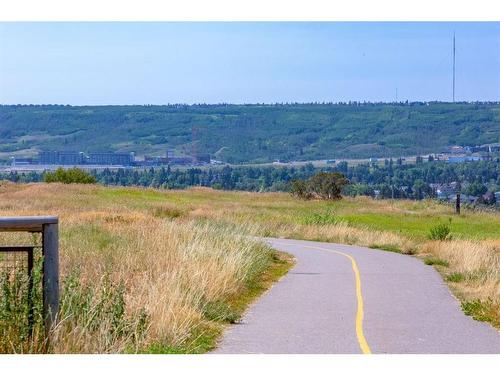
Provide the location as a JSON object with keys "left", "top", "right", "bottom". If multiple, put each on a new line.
{"left": 274, "top": 241, "right": 372, "bottom": 354}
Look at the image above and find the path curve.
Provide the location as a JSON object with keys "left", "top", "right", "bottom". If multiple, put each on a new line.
{"left": 214, "top": 238, "right": 500, "bottom": 354}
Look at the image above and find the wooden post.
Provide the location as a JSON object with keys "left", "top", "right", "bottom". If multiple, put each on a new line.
{"left": 455, "top": 193, "right": 461, "bottom": 215}
{"left": 42, "top": 222, "right": 59, "bottom": 332}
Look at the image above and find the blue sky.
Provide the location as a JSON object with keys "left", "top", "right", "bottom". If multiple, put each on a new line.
{"left": 0, "top": 22, "right": 499, "bottom": 104}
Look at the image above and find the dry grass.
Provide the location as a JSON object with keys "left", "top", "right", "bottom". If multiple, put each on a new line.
{"left": 164, "top": 186, "right": 500, "bottom": 326}
{"left": 420, "top": 239, "right": 500, "bottom": 325}
{"left": 271, "top": 222, "right": 415, "bottom": 254}
{"left": 0, "top": 182, "right": 277, "bottom": 353}
{"left": 1, "top": 181, "right": 499, "bottom": 349}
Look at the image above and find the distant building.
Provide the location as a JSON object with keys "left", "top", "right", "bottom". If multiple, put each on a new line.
{"left": 446, "top": 155, "right": 483, "bottom": 163}
{"left": 168, "top": 156, "right": 194, "bottom": 165}
{"left": 39, "top": 151, "right": 58, "bottom": 164}
{"left": 471, "top": 144, "right": 500, "bottom": 153}
{"left": 39, "top": 151, "right": 85, "bottom": 165}
{"left": 449, "top": 145, "right": 466, "bottom": 154}
{"left": 58, "top": 151, "right": 85, "bottom": 165}
{"left": 434, "top": 154, "right": 445, "bottom": 161}
{"left": 481, "top": 192, "right": 496, "bottom": 205}
{"left": 430, "top": 182, "right": 459, "bottom": 200}
{"left": 478, "top": 152, "right": 493, "bottom": 161}
{"left": 165, "top": 149, "right": 198, "bottom": 165}
{"left": 194, "top": 153, "right": 211, "bottom": 164}
{"left": 143, "top": 156, "right": 169, "bottom": 166}
{"left": 88, "top": 152, "right": 135, "bottom": 166}
{"left": 460, "top": 194, "right": 477, "bottom": 204}
{"left": 10, "top": 157, "right": 33, "bottom": 166}
{"left": 445, "top": 143, "right": 500, "bottom": 157}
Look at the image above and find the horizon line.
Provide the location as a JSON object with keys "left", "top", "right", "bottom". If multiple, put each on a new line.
{"left": 2, "top": 100, "right": 500, "bottom": 107}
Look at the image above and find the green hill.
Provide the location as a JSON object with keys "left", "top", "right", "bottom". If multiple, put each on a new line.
{"left": 1, "top": 102, "right": 499, "bottom": 163}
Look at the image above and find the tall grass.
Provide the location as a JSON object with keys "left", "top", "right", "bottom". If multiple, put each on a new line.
{"left": 0, "top": 258, "right": 46, "bottom": 353}
{"left": 421, "top": 238, "right": 500, "bottom": 326}
{"left": 0, "top": 183, "right": 275, "bottom": 353}
{"left": 1, "top": 181, "right": 499, "bottom": 346}
{"left": 177, "top": 188, "right": 500, "bottom": 326}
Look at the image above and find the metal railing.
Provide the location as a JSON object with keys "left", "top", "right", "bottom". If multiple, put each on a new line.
{"left": 0, "top": 245, "right": 40, "bottom": 329}
{"left": 0, "top": 216, "right": 59, "bottom": 332}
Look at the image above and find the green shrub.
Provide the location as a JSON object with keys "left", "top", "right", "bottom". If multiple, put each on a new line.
{"left": 201, "top": 300, "right": 241, "bottom": 323}
{"left": 428, "top": 223, "right": 452, "bottom": 241}
{"left": 424, "top": 257, "right": 449, "bottom": 267}
{"left": 461, "top": 298, "right": 495, "bottom": 323}
{"left": 370, "top": 244, "right": 403, "bottom": 254}
{"left": 44, "top": 168, "right": 96, "bottom": 184}
{"left": 446, "top": 272, "right": 465, "bottom": 282}
{"left": 300, "top": 210, "right": 340, "bottom": 225}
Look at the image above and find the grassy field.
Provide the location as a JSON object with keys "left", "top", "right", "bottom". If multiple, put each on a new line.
{"left": 86, "top": 185, "right": 500, "bottom": 327}
{"left": 0, "top": 182, "right": 292, "bottom": 353}
{"left": 0, "top": 182, "right": 499, "bottom": 352}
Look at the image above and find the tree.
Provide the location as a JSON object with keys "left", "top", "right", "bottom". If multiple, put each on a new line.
{"left": 44, "top": 168, "right": 96, "bottom": 184}
{"left": 465, "top": 182, "right": 487, "bottom": 197}
{"left": 412, "top": 179, "right": 428, "bottom": 200}
{"left": 290, "top": 172, "right": 349, "bottom": 200}
{"left": 380, "top": 184, "right": 392, "bottom": 199}
{"left": 290, "top": 179, "right": 312, "bottom": 200}
{"left": 307, "top": 172, "right": 349, "bottom": 200}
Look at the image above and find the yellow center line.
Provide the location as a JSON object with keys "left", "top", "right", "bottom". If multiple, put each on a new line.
{"left": 273, "top": 241, "right": 372, "bottom": 354}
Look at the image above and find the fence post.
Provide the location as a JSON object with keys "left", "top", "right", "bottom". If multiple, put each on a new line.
{"left": 42, "top": 222, "right": 59, "bottom": 332}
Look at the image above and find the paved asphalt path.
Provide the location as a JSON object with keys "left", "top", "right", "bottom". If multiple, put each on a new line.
{"left": 214, "top": 238, "right": 500, "bottom": 354}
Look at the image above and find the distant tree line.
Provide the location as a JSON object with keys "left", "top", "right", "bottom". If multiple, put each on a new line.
{"left": 1, "top": 160, "right": 498, "bottom": 202}
{"left": 338, "top": 159, "right": 499, "bottom": 200}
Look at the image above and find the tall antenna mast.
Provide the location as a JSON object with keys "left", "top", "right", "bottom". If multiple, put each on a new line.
{"left": 452, "top": 32, "right": 456, "bottom": 102}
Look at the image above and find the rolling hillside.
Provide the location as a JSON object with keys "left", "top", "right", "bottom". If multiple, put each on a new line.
{"left": 1, "top": 102, "right": 499, "bottom": 163}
